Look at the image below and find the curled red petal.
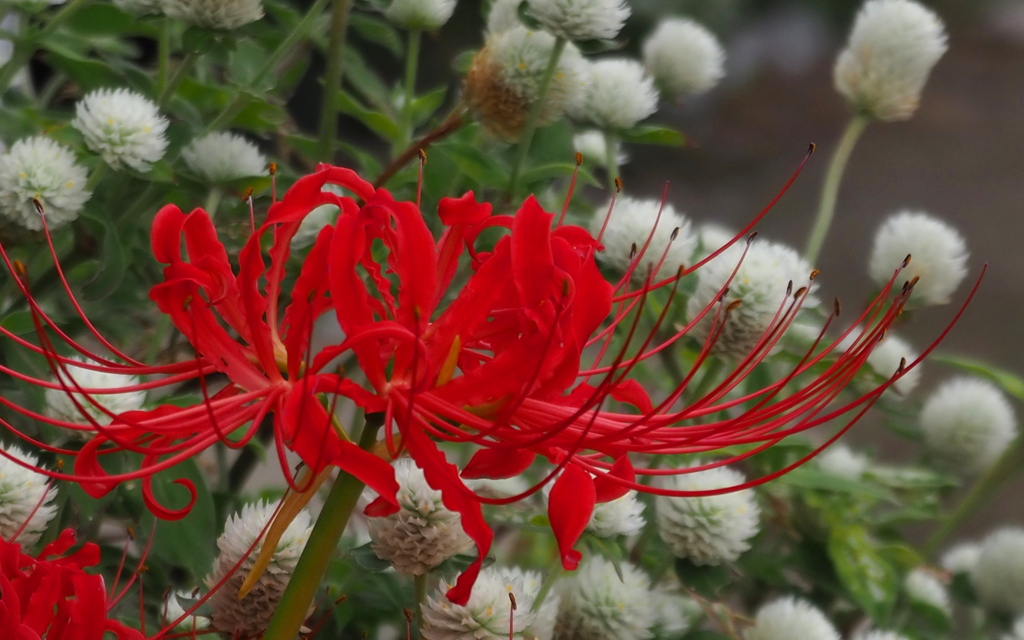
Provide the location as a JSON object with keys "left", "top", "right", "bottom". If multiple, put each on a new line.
{"left": 142, "top": 476, "right": 197, "bottom": 521}
{"left": 593, "top": 456, "right": 636, "bottom": 503}
{"left": 72, "top": 438, "right": 121, "bottom": 499}
{"left": 548, "top": 464, "right": 596, "bottom": 571}
{"left": 461, "top": 448, "right": 535, "bottom": 480}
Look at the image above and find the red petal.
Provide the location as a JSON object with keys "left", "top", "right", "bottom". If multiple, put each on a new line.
{"left": 438, "top": 192, "right": 491, "bottom": 226}
{"left": 511, "top": 197, "right": 554, "bottom": 311}
{"left": 593, "top": 456, "right": 636, "bottom": 502}
{"left": 461, "top": 448, "right": 535, "bottom": 480}
{"left": 548, "top": 464, "right": 596, "bottom": 570}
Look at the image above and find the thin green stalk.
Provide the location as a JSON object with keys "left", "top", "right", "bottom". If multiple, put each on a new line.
{"left": 85, "top": 161, "right": 107, "bottom": 191}
{"left": 157, "top": 50, "right": 196, "bottom": 107}
{"left": 413, "top": 573, "right": 428, "bottom": 631}
{"left": 203, "top": 187, "right": 223, "bottom": 218}
{"left": 604, "top": 130, "right": 619, "bottom": 190}
{"left": 924, "top": 437, "right": 1024, "bottom": 557}
{"left": 397, "top": 29, "right": 421, "bottom": 152}
{"left": 506, "top": 37, "right": 567, "bottom": 199}
{"left": 317, "top": 0, "right": 354, "bottom": 161}
{"left": 804, "top": 114, "right": 870, "bottom": 265}
{"left": 0, "top": 0, "right": 92, "bottom": 94}
{"left": 531, "top": 562, "right": 565, "bottom": 613}
{"left": 262, "top": 415, "right": 383, "bottom": 640}
{"left": 156, "top": 19, "right": 171, "bottom": 98}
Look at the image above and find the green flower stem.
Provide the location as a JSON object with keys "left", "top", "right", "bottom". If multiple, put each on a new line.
{"left": 924, "top": 436, "right": 1024, "bottom": 557}
{"left": 0, "top": 0, "right": 92, "bottom": 94}
{"left": 203, "top": 186, "right": 223, "bottom": 217}
{"left": 413, "top": 573, "right": 428, "bottom": 631}
{"left": 262, "top": 415, "right": 383, "bottom": 640}
{"left": 397, "top": 29, "right": 421, "bottom": 153}
{"left": 604, "top": 130, "right": 619, "bottom": 190}
{"left": 85, "top": 161, "right": 107, "bottom": 191}
{"left": 506, "top": 37, "right": 567, "bottom": 199}
{"left": 803, "top": 113, "right": 870, "bottom": 265}
{"left": 156, "top": 19, "right": 171, "bottom": 99}
{"left": 531, "top": 561, "right": 565, "bottom": 613}
{"left": 157, "top": 50, "right": 196, "bottom": 107}
{"left": 317, "top": 0, "right": 354, "bottom": 161}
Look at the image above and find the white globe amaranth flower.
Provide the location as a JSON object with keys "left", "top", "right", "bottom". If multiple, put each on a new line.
{"left": 207, "top": 501, "right": 312, "bottom": 638}
{"left": 161, "top": 0, "right": 264, "bottom": 30}
{"left": 45, "top": 356, "right": 147, "bottom": 429}
{"left": 904, "top": 568, "right": 950, "bottom": 616}
{"left": 816, "top": 443, "right": 869, "bottom": 480}
{"left": 72, "top": 88, "right": 169, "bottom": 172}
{"left": 940, "top": 542, "right": 980, "bottom": 574}
{"left": 687, "top": 238, "right": 816, "bottom": 359}
{"left": 464, "top": 26, "right": 588, "bottom": 140}
{"left": 1004, "top": 617, "right": 1024, "bottom": 640}
{"left": 695, "top": 223, "right": 736, "bottom": 260}
{"left": 854, "top": 632, "right": 911, "bottom": 640}
{"left": 366, "top": 458, "right": 472, "bottom": 575}
{"left": 182, "top": 132, "right": 267, "bottom": 184}
{"left": 163, "top": 590, "right": 211, "bottom": 632}
{"left": 745, "top": 597, "right": 840, "bottom": 640}
{"left": 0, "top": 136, "right": 90, "bottom": 231}
{"left": 587, "top": 490, "right": 645, "bottom": 538}
{"left": 840, "top": 331, "right": 921, "bottom": 396}
{"left": 572, "top": 58, "right": 659, "bottom": 130}
{"left": 642, "top": 18, "right": 726, "bottom": 98}
{"left": 834, "top": 0, "right": 947, "bottom": 121}
{"left": 526, "top": 0, "right": 629, "bottom": 41}
{"left": 422, "top": 566, "right": 557, "bottom": 640}
{"left": 970, "top": 528, "right": 1024, "bottom": 614}
{"left": 487, "top": 0, "right": 521, "bottom": 34}
{"left": 384, "top": 0, "right": 456, "bottom": 30}
{"left": 919, "top": 377, "right": 1017, "bottom": 476}
{"left": 655, "top": 466, "right": 760, "bottom": 565}
{"left": 113, "top": 0, "right": 163, "bottom": 16}
{"left": 573, "top": 130, "right": 628, "bottom": 168}
{"left": 0, "top": 445, "right": 58, "bottom": 546}
{"left": 651, "top": 591, "right": 699, "bottom": 638}
{"left": 555, "top": 555, "right": 654, "bottom": 640}
{"left": 592, "top": 196, "right": 697, "bottom": 281}
{"left": 868, "top": 211, "right": 968, "bottom": 306}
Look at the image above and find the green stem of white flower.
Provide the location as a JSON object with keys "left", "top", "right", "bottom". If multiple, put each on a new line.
{"left": 803, "top": 114, "right": 870, "bottom": 265}
{"left": 203, "top": 186, "right": 223, "bottom": 217}
{"left": 317, "top": 0, "right": 354, "bottom": 161}
{"left": 0, "top": 0, "right": 92, "bottom": 95}
{"left": 157, "top": 50, "right": 196, "bottom": 107}
{"left": 506, "top": 37, "right": 567, "bottom": 200}
{"left": 413, "top": 572, "right": 428, "bottom": 632}
{"left": 397, "top": 29, "right": 421, "bottom": 153}
{"left": 531, "top": 561, "right": 565, "bottom": 614}
{"left": 85, "top": 161, "right": 107, "bottom": 191}
{"left": 604, "top": 129, "right": 619, "bottom": 190}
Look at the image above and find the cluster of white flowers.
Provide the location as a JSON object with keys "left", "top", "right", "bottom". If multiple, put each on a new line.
{"left": 0, "top": 445, "right": 58, "bottom": 546}
{"left": 526, "top": 0, "right": 629, "bottom": 42}
{"left": 655, "top": 466, "right": 760, "bottom": 565}
{"left": 383, "top": 0, "right": 456, "bottom": 31}
{"left": 0, "top": 136, "right": 90, "bottom": 231}
{"left": 365, "top": 458, "right": 472, "bottom": 575}
{"left": 591, "top": 196, "right": 696, "bottom": 281}
{"left": 162, "top": 0, "right": 264, "bottom": 30}
{"left": 44, "top": 356, "right": 147, "bottom": 430}
{"left": 834, "top": 0, "right": 948, "bottom": 121}
{"left": 919, "top": 377, "right": 1017, "bottom": 475}
{"left": 182, "top": 131, "right": 267, "bottom": 184}
{"left": 868, "top": 211, "right": 969, "bottom": 306}
{"left": 587, "top": 490, "right": 645, "bottom": 538}
{"left": 555, "top": 555, "right": 653, "bottom": 640}
{"left": 746, "top": 597, "right": 840, "bottom": 640}
{"left": 207, "top": 501, "right": 312, "bottom": 638}
{"left": 422, "top": 566, "right": 557, "bottom": 640}
{"left": 840, "top": 331, "right": 921, "bottom": 396}
{"left": 969, "top": 528, "right": 1024, "bottom": 615}
{"left": 643, "top": 18, "right": 725, "bottom": 99}
{"left": 72, "top": 88, "right": 168, "bottom": 172}
{"left": 572, "top": 58, "right": 658, "bottom": 130}
{"left": 903, "top": 568, "right": 951, "bottom": 617}
{"left": 573, "top": 130, "right": 628, "bottom": 168}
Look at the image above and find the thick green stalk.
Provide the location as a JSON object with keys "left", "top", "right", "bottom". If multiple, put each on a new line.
{"left": 317, "top": 0, "right": 354, "bottom": 161}
{"left": 803, "top": 114, "right": 870, "bottom": 265}
{"left": 203, "top": 186, "right": 223, "bottom": 218}
{"left": 0, "top": 0, "right": 92, "bottom": 94}
{"left": 604, "top": 130, "right": 619, "bottom": 190}
{"left": 506, "top": 37, "right": 567, "bottom": 199}
{"left": 262, "top": 416, "right": 383, "bottom": 640}
{"left": 397, "top": 29, "right": 421, "bottom": 152}
{"left": 413, "top": 573, "right": 428, "bottom": 631}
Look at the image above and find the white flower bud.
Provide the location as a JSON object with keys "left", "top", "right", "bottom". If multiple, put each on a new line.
{"left": 940, "top": 542, "right": 980, "bottom": 574}
{"left": 840, "top": 332, "right": 921, "bottom": 396}
{"left": 555, "top": 556, "right": 653, "bottom": 640}
{"left": 487, "top": 0, "right": 521, "bottom": 34}
{"left": 0, "top": 136, "right": 90, "bottom": 231}
{"left": 746, "top": 597, "right": 840, "bottom": 640}
{"left": 592, "top": 196, "right": 697, "bottom": 281}
{"left": 72, "top": 88, "right": 169, "bottom": 172}
{"left": 572, "top": 58, "right": 658, "bottom": 130}
{"left": 643, "top": 18, "right": 726, "bottom": 98}
{"left": 44, "top": 356, "right": 147, "bottom": 430}
{"left": 834, "top": 0, "right": 947, "bottom": 121}
{"left": 920, "top": 377, "right": 1017, "bottom": 476}
{"left": 655, "top": 466, "right": 760, "bottom": 566}
{"left": 904, "top": 568, "right": 950, "bottom": 616}
{"left": 526, "top": 0, "right": 629, "bottom": 42}
{"left": 0, "top": 445, "right": 58, "bottom": 546}
{"left": 366, "top": 458, "right": 472, "bottom": 575}
{"left": 182, "top": 132, "right": 267, "bottom": 184}
{"left": 868, "top": 211, "right": 968, "bottom": 306}
{"left": 587, "top": 490, "right": 645, "bottom": 538}
{"left": 162, "top": 0, "right": 264, "bottom": 30}
{"left": 384, "top": 0, "right": 456, "bottom": 31}
{"left": 970, "top": 528, "right": 1024, "bottom": 614}
{"left": 207, "top": 501, "right": 312, "bottom": 638}
{"left": 816, "top": 443, "right": 869, "bottom": 480}
{"left": 422, "top": 566, "right": 557, "bottom": 640}
{"left": 573, "top": 130, "right": 628, "bottom": 168}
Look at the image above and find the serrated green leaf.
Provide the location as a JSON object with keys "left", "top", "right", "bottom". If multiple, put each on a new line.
{"left": 932, "top": 354, "right": 1024, "bottom": 401}
{"left": 674, "top": 558, "right": 732, "bottom": 599}
{"left": 350, "top": 542, "right": 394, "bottom": 572}
{"left": 619, "top": 125, "right": 687, "bottom": 147}
{"left": 827, "top": 525, "right": 898, "bottom": 621}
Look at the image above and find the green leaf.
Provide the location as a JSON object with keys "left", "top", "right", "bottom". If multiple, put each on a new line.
{"left": 516, "top": 0, "right": 542, "bottom": 30}
{"left": 433, "top": 142, "right": 509, "bottom": 187}
{"left": 827, "top": 525, "right": 898, "bottom": 621}
{"left": 350, "top": 542, "right": 394, "bottom": 572}
{"left": 229, "top": 39, "right": 273, "bottom": 92}
{"left": 674, "top": 558, "right": 732, "bottom": 600}
{"left": 44, "top": 48, "right": 125, "bottom": 90}
{"left": 520, "top": 162, "right": 601, "bottom": 189}
{"left": 80, "top": 211, "right": 129, "bottom": 301}
{"left": 619, "top": 125, "right": 687, "bottom": 147}
{"left": 575, "top": 38, "right": 627, "bottom": 54}
{"left": 452, "top": 50, "right": 476, "bottom": 74}
{"left": 778, "top": 466, "right": 897, "bottom": 502}
{"left": 1, "top": 310, "right": 35, "bottom": 336}
{"left": 147, "top": 458, "right": 217, "bottom": 581}
{"left": 932, "top": 354, "right": 1024, "bottom": 401}
{"left": 350, "top": 13, "right": 403, "bottom": 58}
{"left": 411, "top": 86, "right": 448, "bottom": 128}
{"left": 337, "top": 91, "right": 401, "bottom": 142}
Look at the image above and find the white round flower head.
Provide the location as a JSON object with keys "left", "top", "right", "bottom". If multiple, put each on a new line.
{"left": 526, "top": 0, "right": 629, "bottom": 41}
{"left": 834, "top": 0, "right": 947, "bottom": 121}
{"left": 1005, "top": 616, "right": 1024, "bottom": 640}
{"left": 422, "top": 566, "right": 557, "bottom": 640}
{"left": 592, "top": 196, "right": 697, "bottom": 281}
{"left": 904, "top": 568, "right": 950, "bottom": 616}
{"left": 207, "top": 501, "right": 312, "bottom": 638}
{"left": 573, "top": 58, "right": 659, "bottom": 130}
{"left": 854, "top": 632, "right": 911, "bottom": 640}
{"left": 655, "top": 466, "right": 760, "bottom": 565}
{"left": 384, "top": 0, "right": 456, "bottom": 30}
{"left": 161, "top": 0, "right": 264, "bottom": 30}
{"left": 72, "top": 89, "right": 168, "bottom": 172}
{"left": 113, "top": 0, "right": 163, "bottom": 17}
{"left": 745, "top": 597, "right": 840, "bottom": 640}
{"left": 642, "top": 18, "right": 726, "bottom": 98}
{"left": 487, "top": 0, "right": 522, "bottom": 34}
{"left": 816, "top": 443, "right": 869, "bottom": 480}
{"left": 970, "top": 528, "right": 1024, "bottom": 614}
{"left": 651, "top": 591, "right": 699, "bottom": 638}
{"left": 464, "top": 26, "right": 588, "bottom": 140}
{"left": 940, "top": 542, "right": 980, "bottom": 574}
{"left": 573, "top": 130, "right": 628, "bottom": 168}
{"left": 182, "top": 132, "right": 267, "bottom": 184}
{"left": 555, "top": 555, "right": 654, "bottom": 640}
{"left": 366, "top": 458, "right": 472, "bottom": 575}
{"left": 163, "top": 590, "right": 211, "bottom": 632}
{"left": 44, "top": 356, "right": 147, "bottom": 430}
{"left": 687, "top": 238, "right": 816, "bottom": 360}
{"left": 695, "top": 223, "right": 736, "bottom": 260}
{"left": 587, "top": 490, "right": 645, "bottom": 538}
{"left": 920, "top": 377, "right": 1017, "bottom": 476}
{"left": 0, "top": 136, "right": 90, "bottom": 231}
{"left": 840, "top": 332, "right": 921, "bottom": 396}
{"left": 868, "top": 211, "right": 968, "bottom": 306}
{"left": 0, "top": 445, "right": 58, "bottom": 546}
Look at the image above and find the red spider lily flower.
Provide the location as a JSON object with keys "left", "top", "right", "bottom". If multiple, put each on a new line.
{"left": 0, "top": 529, "right": 143, "bottom": 640}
